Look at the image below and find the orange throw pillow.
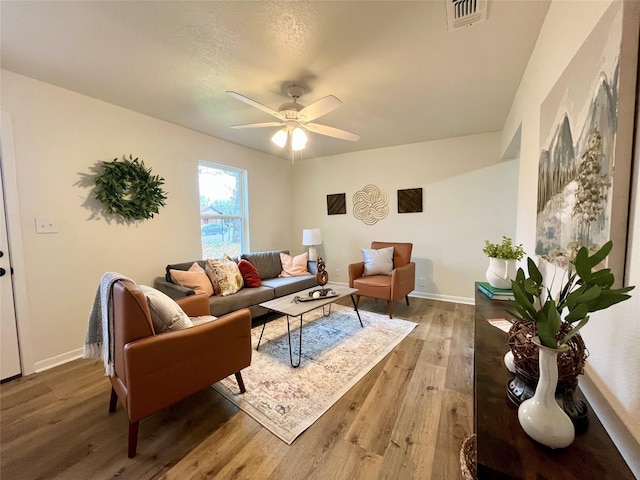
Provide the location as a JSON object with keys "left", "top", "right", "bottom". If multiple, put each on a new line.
{"left": 170, "top": 262, "right": 214, "bottom": 296}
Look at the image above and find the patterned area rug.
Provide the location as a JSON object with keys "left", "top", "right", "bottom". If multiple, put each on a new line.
{"left": 212, "top": 304, "right": 417, "bottom": 444}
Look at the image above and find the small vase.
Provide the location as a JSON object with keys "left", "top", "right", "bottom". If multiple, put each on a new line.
{"left": 518, "top": 337, "right": 575, "bottom": 449}
{"left": 485, "top": 257, "right": 516, "bottom": 289}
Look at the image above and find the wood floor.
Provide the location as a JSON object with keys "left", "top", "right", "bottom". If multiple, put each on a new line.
{"left": 0, "top": 297, "right": 475, "bottom": 480}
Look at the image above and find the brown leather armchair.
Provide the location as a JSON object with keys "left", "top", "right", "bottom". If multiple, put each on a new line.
{"left": 109, "top": 280, "right": 251, "bottom": 457}
{"left": 348, "top": 241, "right": 415, "bottom": 319}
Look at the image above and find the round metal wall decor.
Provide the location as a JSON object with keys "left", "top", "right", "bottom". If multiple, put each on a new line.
{"left": 94, "top": 155, "right": 168, "bottom": 221}
{"left": 353, "top": 184, "right": 388, "bottom": 225}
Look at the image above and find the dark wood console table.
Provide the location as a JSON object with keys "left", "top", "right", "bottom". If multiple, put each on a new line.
{"left": 474, "top": 285, "right": 633, "bottom": 479}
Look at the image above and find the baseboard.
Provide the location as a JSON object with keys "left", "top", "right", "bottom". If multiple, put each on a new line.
{"left": 409, "top": 291, "right": 475, "bottom": 305}
{"left": 331, "top": 281, "right": 475, "bottom": 305}
{"left": 34, "top": 347, "right": 84, "bottom": 373}
{"left": 580, "top": 369, "right": 640, "bottom": 476}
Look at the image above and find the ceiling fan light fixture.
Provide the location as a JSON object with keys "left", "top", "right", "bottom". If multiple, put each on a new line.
{"left": 291, "top": 127, "right": 307, "bottom": 151}
{"left": 271, "top": 128, "right": 288, "bottom": 148}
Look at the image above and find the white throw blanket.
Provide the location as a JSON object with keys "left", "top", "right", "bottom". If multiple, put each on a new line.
{"left": 84, "top": 272, "right": 133, "bottom": 376}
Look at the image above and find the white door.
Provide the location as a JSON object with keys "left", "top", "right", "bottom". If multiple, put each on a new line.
{"left": 0, "top": 152, "right": 21, "bottom": 380}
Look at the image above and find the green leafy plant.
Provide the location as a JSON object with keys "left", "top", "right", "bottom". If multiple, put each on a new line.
{"left": 94, "top": 155, "right": 167, "bottom": 221}
{"left": 509, "top": 241, "right": 634, "bottom": 348}
{"left": 483, "top": 236, "right": 525, "bottom": 260}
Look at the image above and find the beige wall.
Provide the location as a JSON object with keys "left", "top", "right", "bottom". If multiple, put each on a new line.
{"left": 1, "top": 70, "right": 293, "bottom": 372}
{"left": 501, "top": 0, "right": 639, "bottom": 470}
{"left": 2, "top": 67, "right": 520, "bottom": 373}
{"left": 291, "top": 132, "right": 519, "bottom": 302}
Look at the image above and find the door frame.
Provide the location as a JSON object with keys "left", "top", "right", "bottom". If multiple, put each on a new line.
{"left": 1, "top": 111, "right": 34, "bottom": 375}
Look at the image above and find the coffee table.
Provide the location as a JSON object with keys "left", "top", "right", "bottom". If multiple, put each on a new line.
{"left": 258, "top": 283, "right": 363, "bottom": 367}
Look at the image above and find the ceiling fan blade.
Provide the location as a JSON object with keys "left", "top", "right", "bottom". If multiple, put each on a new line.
{"left": 298, "top": 95, "right": 342, "bottom": 122}
{"left": 226, "top": 91, "right": 284, "bottom": 119}
{"left": 305, "top": 123, "right": 360, "bottom": 141}
{"left": 231, "top": 122, "right": 283, "bottom": 129}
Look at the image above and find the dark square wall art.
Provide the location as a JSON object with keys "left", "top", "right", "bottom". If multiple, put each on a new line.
{"left": 397, "top": 188, "right": 423, "bottom": 213}
{"left": 327, "top": 193, "right": 346, "bottom": 215}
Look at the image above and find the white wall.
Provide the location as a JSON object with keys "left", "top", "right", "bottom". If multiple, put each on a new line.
{"left": 291, "top": 132, "right": 519, "bottom": 303}
{"left": 501, "top": 0, "right": 640, "bottom": 470}
{"left": 1, "top": 70, "right": 293, "bottom": 373}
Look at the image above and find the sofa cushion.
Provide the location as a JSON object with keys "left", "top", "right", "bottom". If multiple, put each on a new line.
{"left": 138, "top": 285, "right": 193, "bottom": 333}
{"left": 262, "top": 275, "right": 318, "bottom": 297}
{"left": 241, "top": 250, "right": 288, "bottom": 280}
{"left": 238, "top": 259, "right": 261, "bottom": 287}
{"left": 169, "top": 262, "right": 213, "bottom": 296}
{"left": 279, "top": 252, "right": 310, "bottom": 277}
{"left": 362, "top": 246, "right": 394, "bottom": 276}
{"left": 207, "top": 286, "right": 275, "bottom": 317}
{"left": 205, "top": 255, "right": 244, "bottom": 296}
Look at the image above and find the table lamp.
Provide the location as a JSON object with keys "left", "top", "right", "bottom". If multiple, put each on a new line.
{"left": 302, "top": 228, "right": 322, "bottom": 261}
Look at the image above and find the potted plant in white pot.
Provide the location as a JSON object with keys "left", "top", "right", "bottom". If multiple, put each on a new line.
{"left": 483, "top": 236, "right": 525, "bottom": 289}
{"left": 508, "top": 240, "right": 634, "bottom": 449}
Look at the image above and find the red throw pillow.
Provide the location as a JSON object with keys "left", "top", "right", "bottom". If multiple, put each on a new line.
{"left": 238, "top": 259, "right": 261, "bottom": 287}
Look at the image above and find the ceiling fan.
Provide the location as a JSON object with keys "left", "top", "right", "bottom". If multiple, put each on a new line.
{"left": 226, "top": 84, "right": 360, "bottom": 152}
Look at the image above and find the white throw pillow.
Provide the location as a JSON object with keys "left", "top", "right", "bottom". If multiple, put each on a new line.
{"left": 361, "top": 246, "right": 394, "bottom": 276}
{"left": 138, "top": 285, "right": 193, "bottom": 333}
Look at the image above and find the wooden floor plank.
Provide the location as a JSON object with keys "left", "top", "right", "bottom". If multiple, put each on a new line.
{"left": 343, "top": 336, "right": 424, "bottom": 456}
{"left": 0, "top": 297, "right": 476, "bottom": 480}
{"left": 377, "top": 365, "right": 447, "bottom": 480}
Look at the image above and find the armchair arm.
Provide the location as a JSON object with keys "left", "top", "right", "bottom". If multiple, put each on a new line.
{"left": 348, "top": 262, "right": 365, "bottom": 287}
{"left": 390, "top": 262, "right": 416, "bottom": 301}
{"left": 176, "top": 294, "right": 210, "bottom": 317}
{"left": 123, "top": 308, "right": 252, "bottom": 422}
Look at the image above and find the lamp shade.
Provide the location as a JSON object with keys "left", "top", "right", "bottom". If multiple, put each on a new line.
{"left": 291, "top": 127, "right": 307, "bottom": 151}
{"left": 302, "top": 228, "right": 322, "bottom": 246}
{"left": 271, "top": 129, "right": 288, "bottom": 148}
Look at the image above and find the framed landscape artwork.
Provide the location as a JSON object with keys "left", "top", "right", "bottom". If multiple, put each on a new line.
{"left": 535, "top": 1, "right": 638, "bottom": 284}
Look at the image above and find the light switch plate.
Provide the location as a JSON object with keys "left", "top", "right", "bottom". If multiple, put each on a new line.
{"left": 35, "top": 217, "right": 58, "bottom": 234}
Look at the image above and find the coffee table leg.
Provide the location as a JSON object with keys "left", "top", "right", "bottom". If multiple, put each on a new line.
{"left": 257, "top": 310, "right": 271, "bottom": 351}
{"left": 350, "top": 294, "right": 364, "bottom": 327}
{"left": 286, "top": 314, "right": 303, "bottom": 368}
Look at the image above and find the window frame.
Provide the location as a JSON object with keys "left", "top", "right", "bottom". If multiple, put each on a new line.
{"left": 198, "top": 161, "right": 249, "bottom": 256}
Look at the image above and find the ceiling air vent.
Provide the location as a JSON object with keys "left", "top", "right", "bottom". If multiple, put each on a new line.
{"left": 446, "top": 0, "right": 488, "bottom": 30}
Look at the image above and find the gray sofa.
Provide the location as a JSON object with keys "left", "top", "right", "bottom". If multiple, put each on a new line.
{"left": 154, "top": 250, "right": 318, "bottom": 319}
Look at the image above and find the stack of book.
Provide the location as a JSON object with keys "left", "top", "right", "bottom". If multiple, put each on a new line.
{"left": 477, "top": 281, "right": 515, "bottom": 301}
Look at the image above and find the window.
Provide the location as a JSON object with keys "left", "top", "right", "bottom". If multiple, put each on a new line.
{"left": 198, "top": 162, "right": 248, "bottom": 259}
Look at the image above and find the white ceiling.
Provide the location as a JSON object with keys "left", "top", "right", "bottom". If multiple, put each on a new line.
{"left": 0, "top": 0, "right": 550, "bottom": 160}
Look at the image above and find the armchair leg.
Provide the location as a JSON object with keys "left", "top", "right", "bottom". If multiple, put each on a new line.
{"left": 109, "top": 387, "right": 118, "bottom": 413}
{"left": 128, "top": 421, "right": 139, "bottom": 458}
{"left": 387, "top": 301, "right": 393, "bottom": 319}
{"left": 405, "top": 295, "right": 410, "bottom": 306}
{"left": 235, "top": 372, "right": 246, "bottom": 394}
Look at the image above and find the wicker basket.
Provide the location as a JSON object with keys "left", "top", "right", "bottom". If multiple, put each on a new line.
{"left": 507, "top": 320, "right": 587, "bottom": 384}
{"left": 460, "top": 434, "right": 477, "bottom": 480}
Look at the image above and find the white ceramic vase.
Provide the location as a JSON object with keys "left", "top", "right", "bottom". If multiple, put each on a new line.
{"left": 485, "top": 257, "right": 517, "bottom": 289}
{"left": 518, "top": 337, "right": 575, "bottom": 449}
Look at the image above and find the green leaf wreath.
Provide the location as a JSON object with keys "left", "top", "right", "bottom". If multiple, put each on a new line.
{"left": 94, "top": 155, "right": 167, "bottom": 221}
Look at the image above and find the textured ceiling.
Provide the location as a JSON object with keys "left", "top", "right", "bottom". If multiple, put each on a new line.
{"left": 0, "top": 1, "right": 550, "bottom": 160}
